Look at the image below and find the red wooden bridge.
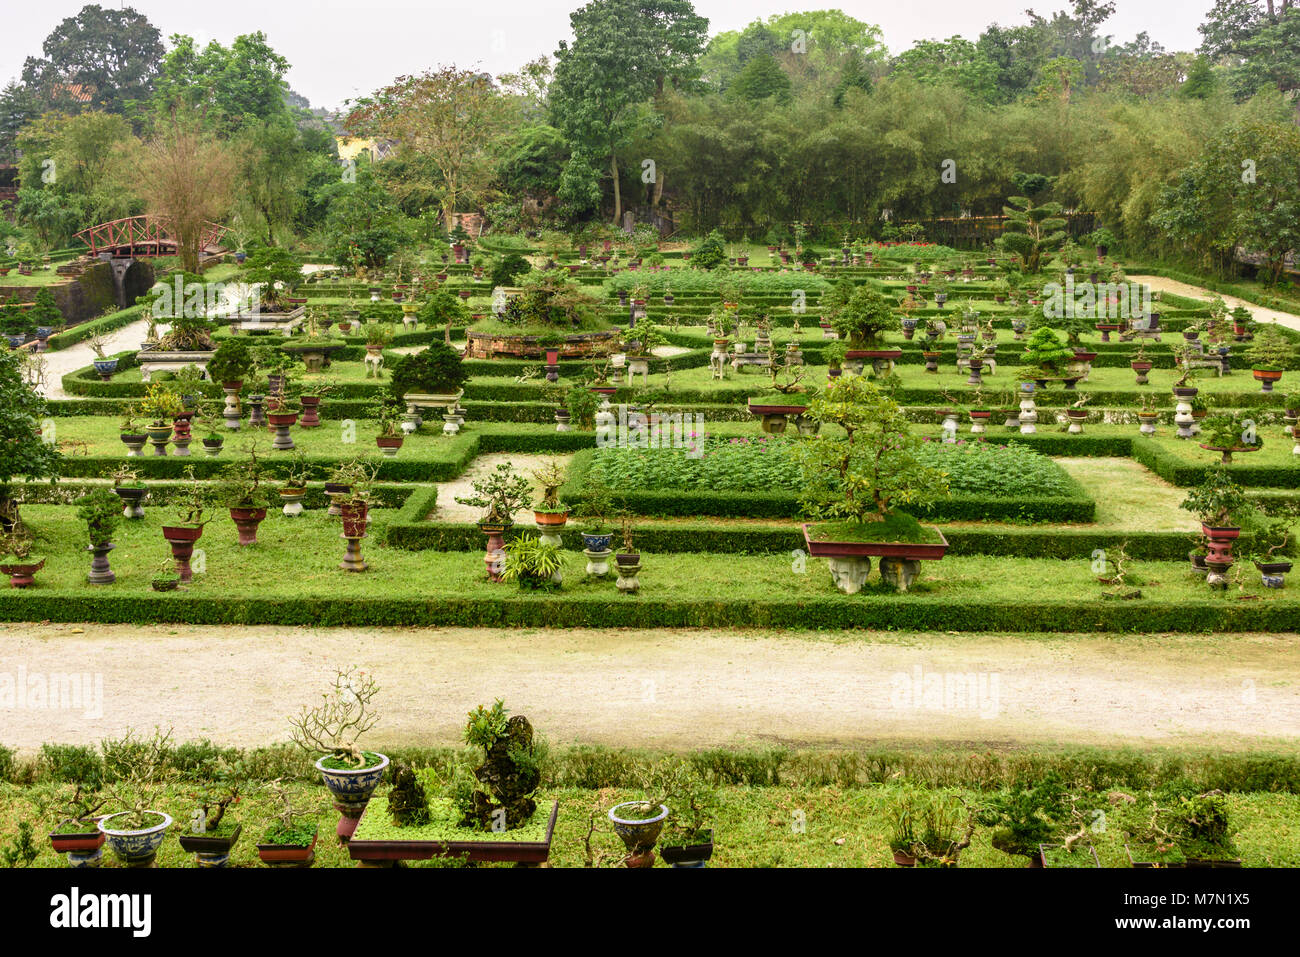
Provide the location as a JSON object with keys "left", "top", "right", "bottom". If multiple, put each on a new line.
{"left": 74, "top": 216, "right": 228, "bottom": 259}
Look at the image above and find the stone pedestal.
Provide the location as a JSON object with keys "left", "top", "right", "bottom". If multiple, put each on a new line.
{"left": 172, "top": 435, "right": 191, "bottom": 456}
{"left": 879, "top": 557, "right": 921, "bottom": 592}
{"left": 828, "top": 556, "right": 872, "bottom": 595}
{"left": 615, "top": 560, "right": 641, "bottom": 593}
{"left": 164, "top": 536, "right": 197, "bottom": 582}
{"left": 1019, "top": 393, "right": 1038, "bottom": 434}
{"left": 149, "top": 434, "right": 169, "bottom": 456}
{"left": 280, "top": 492, "right": 305, "bottom": 517}
{"left": 222, "top": 387, "right": 242, "bottom": 429}
{"left": 247, "top": 397, "right": 266, "bottom": 429}
{"left": 585, "top": 548, "right": 611, "bottom": 578}
{"left": 340, "top": 533, "right": 367, "bottom": 572}
{"left": 442, "top": 412, "right": 463, "bottom": 435}
{"left": 1174, "top": 397, "right": 1195, "bottom": 439}
{"left": 87, "top": 543, "right": 115, "bottom": 585}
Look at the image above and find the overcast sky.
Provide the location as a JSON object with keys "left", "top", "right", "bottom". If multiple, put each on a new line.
{"left": 2, "top": 0, "right": 1217, "bottom": 111}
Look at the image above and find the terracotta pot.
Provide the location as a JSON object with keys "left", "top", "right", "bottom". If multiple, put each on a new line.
{"left": 229, "top": 507, "right": 267, "bottom": 546}
{"left": 340, "top": 502, "right": 368, "bottom": 538}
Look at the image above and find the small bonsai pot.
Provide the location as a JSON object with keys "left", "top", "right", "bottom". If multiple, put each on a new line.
{"left": 93, "top": 358, "right": 119, "bottom": 381}
{"left": 178, "top": 823, "right": 243, "bottom": 868}
{"left": 257, "top": 829, "right": 317, "bottom": 867}
{"left": 114, "top": 486, "right": 147, "bottom": 519}
{"left": 1, "top": 557, "right": 45, "bottom": 588}
{"left": 616, "top": 549, "right": 641, "bottom": 568}
{"left": 50, "top": 822, "right": 106, "bottom": 864}
{"left": 98, "top": 811, "right": 173, "bottom": 867}
{"left": 1256, "top": 560, "right": 1293, "bottom": 589}
{"left": 892, "top": 849, "right": 918, "bottom": 867}
{"left": 660, "top": 828, "right": 714, "bottom": 868}
{"left": 151, "top": 576, "right": 180, "bottom": 592}
{"left": 376, "top": 435, "right": 403, "bottom": 457}
{"left": 202, "top": 436, "right": 224, "bottom": 456}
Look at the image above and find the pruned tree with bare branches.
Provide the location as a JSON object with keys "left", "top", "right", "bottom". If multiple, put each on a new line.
{"left": 287, "top": 666, "right": 381, "bottom": 768}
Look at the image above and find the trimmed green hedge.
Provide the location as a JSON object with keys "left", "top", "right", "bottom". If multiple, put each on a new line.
{"left": 0, "top": 591, "right": 1295, "bottom": 632}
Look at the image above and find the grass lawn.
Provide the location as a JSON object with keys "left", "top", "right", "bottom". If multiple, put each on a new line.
{"left": 3, "top": 778, "right": 1297, "bottom": 867}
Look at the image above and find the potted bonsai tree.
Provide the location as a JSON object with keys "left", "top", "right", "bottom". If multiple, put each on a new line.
{"left": 138, "top": 383, "right": 184, "bottom": 456}
{"left": 887, "top": 788, "right": 977, "bottom": 868}
{"left": 77, "top": 489, "right": 122, "bottom": 585}
{"left": 119, "top": 408, "right": 148, "bottom": 456}
{"left": 795, "top": 375, "right": 951, "bottom": 593}
{"left": 278, "top": 452, "right": 311, "bottom": 517}
{"left": 218, "top": 444, "right": 271, "bottom": 545}
{"left": 1249, "top": 508, "right": 1296, "bottom": 588}
{"left": 372, "top": 399, "right": 405, "bottom": 457}
{"left": 161, "top": 470, "right": 214, "bottom": 582}
{"left": 177, "top": 760, "right": 243, "bottom": 868}
{"left": 1019, "top": 326, "right": 1076, "bottom": 386}
{"left": 976, "top": 775, "right": 1070, "bottom": 867}
{"left": 1199, "top": 411, "right": 1263, "bottom": 465}
{"left": 288, "top": 666, "right": 389, "bottom": 842}
{"left": 1180, "top": 467, "right": 1250, "bottom": 587}
{"left": 0, "top": 530, "right": 45, "bottom": 589}
{"left": 47, "top": 783, "right": 109, "bottom": 866}
{"left": 831, "top": 284, "right": 901, "bottom": 371}
{"left": 97, "top": 728, "right": 175, "bottom": 867}
{"left": 1120, "top": 782, "right": 1240, "bottom": 868}
{"left": 531, "top": 459, "right": 570, "bottom": 529}
{"left": 243, "top": 246, "right": 304, "bottom": 314}
{"left": 1247, "top": 323, "right": 1296, "bottom": 393}
{"left": 256, "top": 780, "right": 319, "bottom": 867}
{"left": 206, "top": 337, "right": 254, "bottom": 394}
{"left": 112, "top": 467, "right": 148, "bottom": 519}
{"left": 653, "top": 758, "right": 719, "bottom": 868}
{"left": 455, "top": 461, "right": 533, "bottom": 582}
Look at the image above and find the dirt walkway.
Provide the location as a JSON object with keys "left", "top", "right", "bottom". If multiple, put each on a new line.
{"left": 2, "top": 624, "right": 1295, "bottom": 752}
{"left": 432, "top": 452, "right": 572, "bottom": 522}
{"left": 1132, "top": 275, "right": 1300, "bottom": 333}
{"left": 37, "top": 318, "right": 161, "bottom": 399}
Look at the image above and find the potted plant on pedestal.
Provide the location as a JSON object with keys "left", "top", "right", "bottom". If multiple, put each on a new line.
{"left": 205, "top": 337, "right": 254, "bottom": 420}
{"left": 288, "top": 666, "right": 389, "bottom": 843}
{"left": 456, "top": 462, "right": 533, "bottom": 582}
{"left": 218, "top": 444, "right": 271, "bottom": 545}
{"left": 1199, "top": 412, "right": 1263, "bottom": 464}
{"left": 615, "top": 516, "right": 642, "bottom": 593}
{"left": 111, "top": 467, "right": 148, "bottom": 519}
{"left": 97, "top": 728, "right": 175, "bottom": 867}
{"left": 796, "top": 376, "right": 951, "bottom": 594}
{"left": 161, "top": 471, "right": 214, "bottom": 583}
{"left": 278, "top": 452, "right": 311, "bottom": 516}
{"left": 1020, "top": 326, "right": 1076, "bottom": 387}
{"left": 531, "top": 460, "right": 570, "bottom": 529}
{"left": 177, "top": 764, "right": 243, "bottom": 867}
{"left": 139, "top": 383, "right": 184, "bottom": 456}
{"left": 1249, "top": 509, "right": 1297, "bottom": 588}
{"left": 372, "top": 399, "right": 405, "bottom": 457}
{"left": 77, "top": 489, "right": 121, "bottom": 585}
{"left": 831, "top": 284, "right": 901, "bottom": 374}
{"left": 1180, "top": 467, "right": 1250, "bottom": 589}
{"left": 1247, "top": 324, "right": 1296, "bottom": 393}
{"left": 88, "top": 333, "right": 118, "bottom": 380}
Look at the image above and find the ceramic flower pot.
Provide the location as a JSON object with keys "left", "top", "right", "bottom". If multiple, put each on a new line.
{"left": 229, "top": 507, "right": 267, "bottom": 546}
{"left": 340, "top": 502, "right": 368, "bottom": 538}
{"left": 256, "top": 830, "right": 317, "bottom": 867}
{"left": 315, "top": 754, "right": 389, "bottom": 840}
{"left": 609, "top": 802, "right": 669, "bottom": 866}
{"left": 1, "top": 558, "right": 45, "bottom": 588}
{"left": 98, "top": 811, "right": 173, "bottom": 867}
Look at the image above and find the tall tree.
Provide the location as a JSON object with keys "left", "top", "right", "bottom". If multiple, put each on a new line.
{"left": 345, "top": 66, "right": 512, "bottom": 231}
{"left": 551, "top": 0, "right": 707, "bottom": 223}
{"left": 151, "top": 32, "right": 292, "bottom": 134}
{"left": 130, "top": 112, "right": 236, "bottom": 272}
{"left": 20, "top": 4, "right": 164, "bottom": 115}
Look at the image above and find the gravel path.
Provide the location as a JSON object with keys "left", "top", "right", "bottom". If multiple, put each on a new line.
{"left": 1132, "top": 275, "right": 1300, "bottom": 332}
{"left": 36, "top": 318, "right": 161, "bottom": 399}
{"left": 1, "top": 624, "right": 1295, "bottom": 752}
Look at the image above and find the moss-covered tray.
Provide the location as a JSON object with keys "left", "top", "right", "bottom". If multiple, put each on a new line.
{"left": 802, "top": 520, "right": 949, "bottom": 560}
{"left": 347, "top": 798, "right": 558, "bottom": 865}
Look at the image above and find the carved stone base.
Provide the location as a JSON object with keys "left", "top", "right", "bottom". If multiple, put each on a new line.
{"left": 340, "top": 533, "right": 367, "bottom": 572}
{"left": 828, "top": 556, "right": 872, "bottom": 594}
{"left": 879, "top": 557, "right": 921, "bottom": 592}
{"left": 585, "top": 548, "right": 611, "bottom": 578}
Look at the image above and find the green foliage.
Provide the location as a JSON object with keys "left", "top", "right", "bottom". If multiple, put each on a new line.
{"left": 489, "top": 252, "right": 532, "bottom": 288}
{"left": 463, "top": 699, "right": 510, "bottom": 751}
{"left": 831, "top": 284, "right": 896, "bottom": 348}
{"left": 454, "top": 461, "right": 532, "bottom": 525}
{"left": 387, "top": 342, "right": 469, "bottom": 397}
{"left": 1180, "top": 466, "right": 1249, "bottom": 527}
{"left": 502, "top": 533, "right": 563, "bottom": 590}
{"left": 0, "top": 347, "right": 60, "bottom": 518}
{"left": 795, "top": 376, "right": 949, "bottom": 522}
{"left": 688, "top": 230, "right": 728, "bottom": 270}
{"left": 1020, "top": 327, "right": 1075, "bottom": 375}
{"left": 997, "top": 192, "right": 1066, "bottom": 272}
{"left": 205, "top": 337, "right": 254, "bottom": 384}
{"left": 76, "top": 488, "right": 121, "bottom": 546}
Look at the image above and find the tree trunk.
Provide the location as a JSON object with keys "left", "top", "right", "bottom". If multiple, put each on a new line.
{"left": 653, "top": 167, "right": 664, "bottom": 207}
{"left": 610, "top": 154, "right": 621, "bottom": 225}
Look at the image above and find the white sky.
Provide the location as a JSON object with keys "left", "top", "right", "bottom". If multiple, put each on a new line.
{"left": 1, "top": 0, "right": 1217, "bottom": 111}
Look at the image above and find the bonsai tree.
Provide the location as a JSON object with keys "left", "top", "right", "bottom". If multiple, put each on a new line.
{"left": 1019, "top": 327, "right": 1075, "bottom": 379}
{"left": 795, "top": 376, "right": 950, "bottom": 536}
{"left": 1200, "top": 411, "right": 1263, "bottom": 463}
{"left": 77, "top": 489, "right": 122, "bottom": 548}
{"left": 976, "top": 774, "right": 1069, "bottom": 865}
{"left": 419, "top": 289, "right": 470, "bottom": 346}
{"left": 1180, "top": 466, "right": 1249, "bottom": 529}
{"left": 205, "top": 338, "right": 254, "bottom": 386}
{"left": 650, "top": 757, "right": 719, "bottom": 850}
{"left": 170, "top": 470, "right": 217, "bottom": 529}
{"left": 0, "top": 346, "right": 60, "bottom": 530}
{"left": 531, "top": 460, "right": 569, "bottom": 515}
{"left": 243, "top": 246, "right": 303, "bottom": 311}
{"left": 260, "top": 779, "right": 318, "bottom": 846}
{"left": 28, "top": 289, "right": 63, "bottom": 334}
{"left": 1087, "top": 227, "right": 1118, "bottom": 255}
{"left": 1119, "top": 781, "right": 1239, "bottom": 865}
{"left": 388, "top": 342, "right": 468, "bottom": 399}
{"left": 831, "top": 285, "right": 895, "bottom": 349}
{"left": 490, "top": 253, "right": 531, "bottom": 288}
{"left": 573, "top": 473, "right": 616, "bottom": 535}
{"left": 1247, "top": 323, "right": 1297, "bottom": 372}
{"left": 217, "top": 445, "right": 271, "bottom": 510}
{"left": 888, "top": 788, "right": 978, "bottom": 867}
{"left": 688, "top": 229, "right": 727, "bottom": 270}
{"left": 99, "top": 727, "right": 175, "bottom": 832}
{"left": 455, "top": 462, "right": 533, "bottom": 526}
{"left": 996, "top": 193, "right": 1066, "bottom": 272}
{"left": 387, "top": 762, "right": 431, "bottom": 826}
{"left": 452, "top": 699, "right": 546, "bottom": 831}
{"left": 287, "top": 666, "right": 381, "bottom": 769}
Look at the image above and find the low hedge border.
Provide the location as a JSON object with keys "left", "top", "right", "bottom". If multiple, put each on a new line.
{"left": 558, "top": 447, "right": 1096, "bottom": 521}
{"left": 0, "top": 592, "right": 1294, "bottom": 632}
{"left": 1132, "top": 437, "right": 1300, "bottom": 488}
{"left": 384, "top": 518, "right": 1236, "bottom": 561}
{"left": 14, "top": 480, "right": 421, "bottom": 511}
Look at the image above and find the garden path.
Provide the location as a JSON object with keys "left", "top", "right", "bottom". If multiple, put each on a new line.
{"left": 432, "top": 451, "right": 574, "bottom": 522}
{"left": 1, "top": 623, "right": 1294, "bottom": 752}
{"left": 35, "top": 318, "right": 161, "bottom": 399}
{"left": 1131, "top": 275, "right": 1300, "bottom": 332}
